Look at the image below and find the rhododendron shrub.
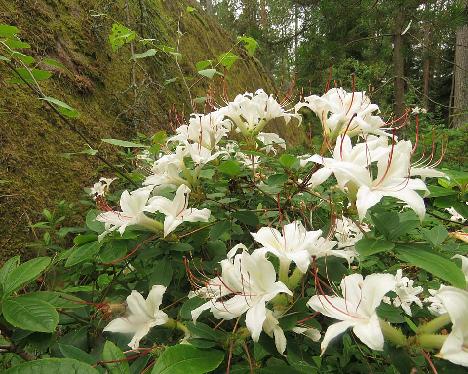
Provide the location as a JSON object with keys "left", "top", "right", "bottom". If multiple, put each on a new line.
{"left": 1, "top": 88, "right": 467, "bottom": 373}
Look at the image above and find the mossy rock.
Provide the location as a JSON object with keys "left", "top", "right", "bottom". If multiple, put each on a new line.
{"left": 0, "top": 0, "right": 306, "bottom": 260}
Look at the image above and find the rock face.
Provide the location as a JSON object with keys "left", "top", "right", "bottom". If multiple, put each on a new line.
{"left": 0, "top": 0, "right": 276, "bottom": 259}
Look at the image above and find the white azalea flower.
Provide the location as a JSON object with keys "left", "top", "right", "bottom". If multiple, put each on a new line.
{"left": 145, "top": 184, "right": 210, "bottom": 237}
{"left": 334, "top": 216, "right": 368, "bottom": 250}
{"left": 296, "top": 88, "right": 387, "bottom": 138}
{"left": 424, "top": 288, "right": 448, "bottom": 316}
{"left": 104, "top": 285, "right": 169, "bottom": 349}
{"left": 252, "top": 221, "right": 354, "bottom": 273}
{"left": 169, "top": 111, "right": 231, "bottom": 150}
{"left": 257, "top": 132, "right": 286, "bottom": 154}
{"left": 143, "top": 146, "right": 187, "bottom": 190}
{"left": 221, "top": 89, "right": 298, "bottom": 135}
{"left": 391, "top": 270, "right": 423, "bottom": 316}
{"left": 190, "top": 249, "right": 292, "bottom": 345}
{"left": 263, "top": 310, "right": 288, "bottom": 354}
{"left": 307, "top": 273, "right": 395, "bottom": 353}
{"left": 292, "top": 326, "right": 321, "bottom": 342}
{"left": 446, "top": 207, "right": 466, "bottom": 223}
{"left": 433, "top": 286, "right": 468, "bottom": 367}
{"left": 89, "top": 177, "right": 116, "bottom": 199}
{"left": 185, "top": 142, "right": 221, "bottom": 165}
{"left": 96, "top": 187, "right": 158, "bottom": 240}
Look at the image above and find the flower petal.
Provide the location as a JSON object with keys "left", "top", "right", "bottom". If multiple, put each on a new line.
{"left": 321, "top": 320, "right": 355, "bottom": 354}
{"left": 352, "top": 313, "right": 385, "bottom": 350}
{"left": 245, "top": 299, "right": 267, "bottom": 342}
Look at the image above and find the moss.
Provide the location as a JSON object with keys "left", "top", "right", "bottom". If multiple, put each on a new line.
{"left": 0, "top": 0, "right": 302, "bottom": 261}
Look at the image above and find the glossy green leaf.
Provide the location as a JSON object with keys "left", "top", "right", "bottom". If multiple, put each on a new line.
{"left": 59, "top": 344, "right": 95, "bottom": 365}
{"left": 355, "top": 238, "right": 394, "bottom": 257}
{"left": 3, "top": 295, "right": 58, "bottom": 332}
{"left": 4, "top": 358, "right": 98, "bottom": 374}
{"left": 9, "top": 68, "right": 52, "bottom": 84}
{"left": 0, "top": 24, "right": 19, "bottom": 37}
{"left": 3, "top": 257, "right": 50, "bottom": 295}
{"left": 218, "top": 52, "right": 239, "bottom": 70}
{"left": 151, "top": 345, "right": 223, "bottom": 374}
{"left": 65, "top": 241, "right": 102, "bottom": 267}
{"left": 102, "top": 341, "right": 130, "bottom": 374}
{"left": 395, "top": 244, "right": 466, "bottom": 288}
{"left": 218, "top": 160, "right": 242, "bottom": 176}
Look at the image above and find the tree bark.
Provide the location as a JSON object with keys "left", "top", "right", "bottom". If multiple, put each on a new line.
{"left": 422, "top": 57, "right": 430, "bottom": 110}
{"left": 260, "top": 0, "right": 268, "bottom": 28}
{"left": 452, "top": 23, "right": 468, "bottom": 127}
{"left": 392, "top": 8, "right": 406, "bottom": 123}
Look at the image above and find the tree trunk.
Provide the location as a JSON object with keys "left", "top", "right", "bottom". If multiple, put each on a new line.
{"left": 392, "top": 8, "right": 405, "bottom": 123}
{"left": 422, "top": 57, "right": 430, "bottom": 110}
{"left": 452, "top": 23, "right": 468, "bottom": 128}
{"left": 260, "top": 0, "right": 267, "bottom": 28}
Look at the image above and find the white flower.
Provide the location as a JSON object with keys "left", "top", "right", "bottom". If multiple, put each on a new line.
{"left": 311, "top": 136, "right": 427, "bottom": 220}
{"left": 334, "top": 216, "right": 368, "bottom": 250}
{"left": 190, "top": 249, "right": 292, "bottom": 345}
{"left": 257, "top": 132, "right": 286, "bottom": 154}
{"left": 143, "top": 146, "right": 187, "bottom": 190}
{"left": 104, "top": 285, "right": 169, "bottom": 349}
{"left": 433, "top": 286, "right": 468, "bottom": 367}
{"left": 452, "top": 255, "right": 468, "bottom": 283}
{"left": 238, "top": 152, "right": 261, "bottom": 169}
{"left": 412, "top": 106, "right": 427, "bottom": 115}
{"left": 89, "top": 177, "right": 116, "bottom": 199}
{"left": 296, "top": 88, "right": 387, "bottom": 137}
{"left": 221, "top": 89, "right": 298, "bottom": 135}
{"left": 252, "top": 221, "right": 355, "bottom": 273}
{"left": 446, "top": 207, "right": 466, "bottom": 223}
{"left": 185, "top": 142, "right": 221, "bottom": 165}
{"left": 169, "top": 111, "right": 231, "bottom": 150}
{"left": 391, "top": 270, "right": 423, "bottom": 316}
{"left": 292, "top": 326, "right": 321, "bottom": 342}
{"left": 145, "top": 184, "right": 210, "bottom": 237}
{"left": 251, "top": 221, "right": 322, "bottom": 273}
{"left": 96, "top": 187, "right": 157, "bottom": 240}
{"left": 307, "top": 273, "right": 395, "bottom": 353}
{"left": 263, "top": 310, "right": 288, "bottom": 354}
{"left": 424, "top": 288, "right": 447, "bottom": 316}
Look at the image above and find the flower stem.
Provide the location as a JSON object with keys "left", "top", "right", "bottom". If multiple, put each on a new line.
{"left": 417, "top": 314, "right": 451, "bottom": 334}
{"left": 379, "top": 319, "right": 407, "bottom": 347}
{"left": 163, "top": 318, "right": 189, "bottom": 337}
{"left": 278, "top": 260, "right": 290, "bottom": 283}
{"left": 417, "top": 334, "right": 447, "bottom": 350}
{"left": 288, "top": 267, "right": 304, "bottom": 291}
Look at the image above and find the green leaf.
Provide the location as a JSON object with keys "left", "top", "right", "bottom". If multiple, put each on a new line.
{"left": 186, "top": 6, "right": 196, "bottom": 13}
{"left": 11, "top": 51, "right": 35, "bottom": 64}
{"left": 3, "top": 257, "right": 50, "bottom": 295}
{"left": 3, "top": 295, "right": 58, "bottom": 332}
{"left": 86, "top": 209, "right": 105, "bottom": 233}
{"left": 149, "top": 259, "right": 174, "bottom": 287}
{"left": 109, "top": 23, "right": 136, "bottom": 52}
{"left": 99, "top": 240, "right": 128, "bottom": 263}
{"left": 198, "top": 68, "right": 218, "bottom": 79}
{"left": 179, "top": 297, "right": 205, "bottom": 320}
{"left": 40, "top": 96, "right": 80, "bottom": 118}
{"left": 132, "top": 49, "right": 157, "bottom": 59}
{"left": 168, "top": 242, "right": 193, "bottom": 252}
{"left": 102, "top": 341, "right": 130, "bottom": 374}
{"left": 267, "top": 173, "right": 288, "bottom": 186}
{"left": 43, "top": 57, "right": 66, "bottom": 69}
{"left": 59, "top": 344, "right": 95, "bottom": 365}
{"left": 232, "top": 210, "right": 259, "bottom": 227}
{"left": 0, "top": 256, "right": 20, "bottom": 290}
{"left": 65, "top": 241, "right": 102, "bottom": 267}
{"left": 21, "top": 291, "right": 86, "bottom": 309}
{"left": 152, "top": 345, "right": 223, "bottom": 374}
{"left": 4, "top": 37, "right": 30, "bottom": 49}
{"left": 355, "top": 238, "right": 394, "bottom": 258}
{"left": 9, "top": 68, "right": 52, "bottom": 84}
{"left": 279, "top": 154, "right": 299, "bottom": 169}
{"left": 218, "top": 52, "right": 239, "bottom": 70}
{"left": 218, "top": 160, "right": 242, "bottom": 176}
{"left": 195, "top": 60, "right": 212, "bottom": 70}
{"left": 395, "top": 244, "right": 466, "bottom": 289}
{"left": 237, "top": 35, "right": 258, "bottom": 56}
{"left": 102, "top": 138, "right": 148, "bottom": 148}
{"left": 0, "top": 24, "right": 19, "bottom": 37}
{"left": 4, "top": 358, "right": 99, "bottom": 374}
{"left": 421, "top": 226, "right": 448, "bottom": 247}
{"left": 427, "top": 185, "right": 457, "bottom": 197}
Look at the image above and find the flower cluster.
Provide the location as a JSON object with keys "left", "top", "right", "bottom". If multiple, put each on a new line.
{"left": 93, "top": 87, "right": 466, "bottom": 369}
